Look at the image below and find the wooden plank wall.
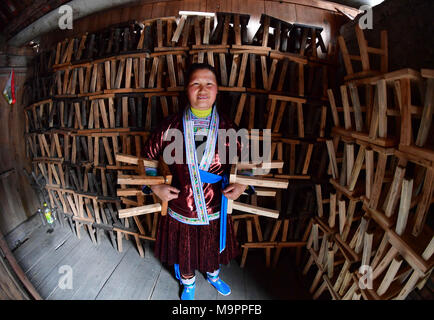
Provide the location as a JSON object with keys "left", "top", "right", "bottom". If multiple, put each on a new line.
{"left": 300, "top": 21, "right": 434, "bottom": 300}
{"left": 0, "top": 68, "right": 41, "bottom": 236}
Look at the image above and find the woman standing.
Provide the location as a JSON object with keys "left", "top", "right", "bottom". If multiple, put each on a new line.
{"left": 142, "top": 63, "right": 247, "bottom": 300}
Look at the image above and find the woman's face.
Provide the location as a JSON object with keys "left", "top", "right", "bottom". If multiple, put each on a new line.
{"left": 187, "top": 69, "right": 218, "bottom": 110}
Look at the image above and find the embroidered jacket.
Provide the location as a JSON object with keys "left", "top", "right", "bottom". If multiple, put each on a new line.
{"left": 142, "top": 107, "right": 242, "bottom": 225}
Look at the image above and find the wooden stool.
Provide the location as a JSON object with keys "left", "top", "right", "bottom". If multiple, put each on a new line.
{"left": 338, "top": 24, "right": 388, "bottom": 81}
{"left": 288, "top": 23, "right": 327, "bottom": 58}
{"left": 115, "top": 154, "right": 172, "bottom": 257}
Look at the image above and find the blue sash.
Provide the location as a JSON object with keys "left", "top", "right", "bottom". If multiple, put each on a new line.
{"left": 199, "top": 170, "right": 228, "bottom": 253}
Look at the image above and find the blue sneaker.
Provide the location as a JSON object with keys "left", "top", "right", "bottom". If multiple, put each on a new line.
{"left": 181, "top": 281, "right": 196, "bottom": 300}
{"left": 174, "top": 264, "right": 196, "bottom": 300}
{"left": 207, "top": 274, "right": 231, "bottom": 296}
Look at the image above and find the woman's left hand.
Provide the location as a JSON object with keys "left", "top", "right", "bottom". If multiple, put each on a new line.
{"left": 222, "top": 183, "right": 247, "bottom": 201}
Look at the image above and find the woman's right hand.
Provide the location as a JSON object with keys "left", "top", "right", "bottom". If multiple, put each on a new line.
{"left": 150, "top": 185, "right": 180, "bottom": 202}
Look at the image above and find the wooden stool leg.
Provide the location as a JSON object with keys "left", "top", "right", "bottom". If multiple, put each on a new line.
{"left": 267, "top": 220, "right": 282, "bottom": 267}
{"left": 369, "top": 153, "right": 387, "bottom": 209}
{"left": 117, "top": 230, "right": 123, "bottom": 253}
{"left": 252, "top": 215, "right": 263, "bottom": 242}
{"left": 75, "top": 221, "right": 81, "bottom": 239}
{"left": 134, "top": 234, "right": 145, "bottom": 258}
{"left": 151, "top": 212, "right": 159, "bottom": 239}
{"left": 123, "top": 218, "right": 130, "bottom": 241}
{"left": 302, "top": 255, "right": 314, "bottom": 275}
{"left": 87, "top": 224, "right": 97, "bottom": 245}
{"left": 240, "top": 247, "right": 249, "bottom": 268}
{"left": 233, "top": 220, "right": 240, "bottom": 237}
{"left": 310, "top": 268, "right": 324, "bottom": 294}
{"left": 272, "top": 219, "right": 289, "bottom": 268}
{"left": 313, "top": 281, "right": 327, "bottom": 300}
{"left": 297, "top": 218, "right": 313, "bottom": 266}
{"left": 240, "top": 218, "right": 253, "bottom": 268}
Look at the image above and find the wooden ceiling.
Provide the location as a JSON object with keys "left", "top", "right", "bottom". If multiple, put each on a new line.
{"left": 0, "top": 0, "right": 69, "bottom": 40}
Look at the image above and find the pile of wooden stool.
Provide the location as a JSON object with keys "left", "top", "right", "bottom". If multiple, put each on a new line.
{"left": 300, "top": 24, "right": 433, "bottom": 300}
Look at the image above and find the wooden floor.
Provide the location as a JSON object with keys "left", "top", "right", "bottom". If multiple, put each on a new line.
{"left": 11, "top": 222, "right": 312, "bottom": 300}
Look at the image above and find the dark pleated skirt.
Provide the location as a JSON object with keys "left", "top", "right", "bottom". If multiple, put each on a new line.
{"left": 154, "top": 213, "right": 240, "bottom": 275}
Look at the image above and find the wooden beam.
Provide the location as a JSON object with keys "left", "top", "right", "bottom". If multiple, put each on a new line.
{"left": 0, "top": 230, "right": 42, "bottom": 300}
